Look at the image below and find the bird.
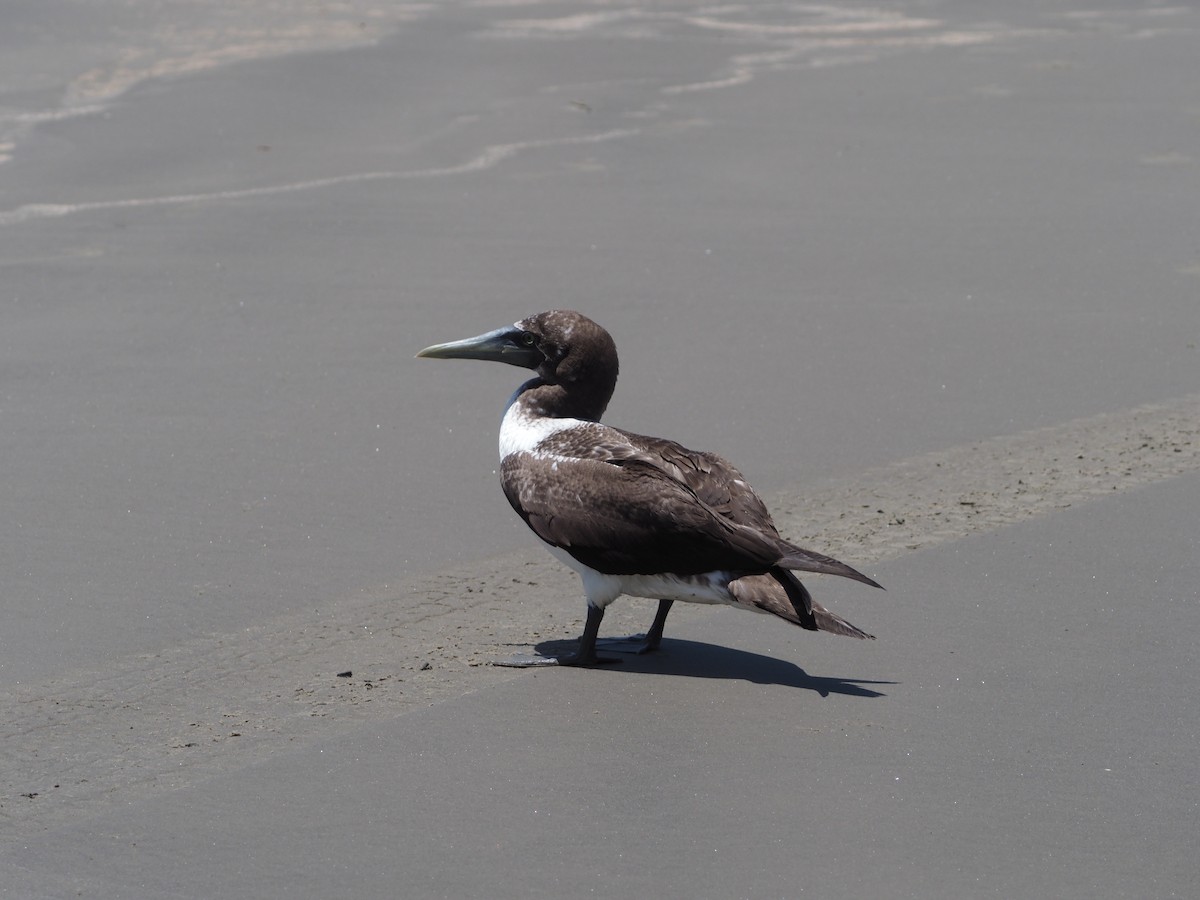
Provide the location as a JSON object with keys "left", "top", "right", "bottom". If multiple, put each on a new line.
{"left": 417, "top": 309, "right": 881, "bottom": 666}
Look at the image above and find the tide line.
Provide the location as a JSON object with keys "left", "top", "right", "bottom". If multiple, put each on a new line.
{"left": 0, "top": 127, "right": 639, "bottom": 227}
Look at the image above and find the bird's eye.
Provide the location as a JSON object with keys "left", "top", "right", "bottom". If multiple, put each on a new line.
{"left": 520, "top": 332, "right": 537, "bottom": 346}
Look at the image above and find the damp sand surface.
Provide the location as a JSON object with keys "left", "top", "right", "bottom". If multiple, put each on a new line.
{"left": 2, "top": 2, "right": 1199, "bottom": 897}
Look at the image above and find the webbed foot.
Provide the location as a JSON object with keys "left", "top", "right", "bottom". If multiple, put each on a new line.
{"left": 594, "top": 634, "right": 663, "bottom": 655}
{"left": 593, "top": 599, "right": 673, "bottom": 655}
{"left": 489, "top": 604, "right": 633, "bottom": 667}
{"left": 492, "top": 651, "right": 621, "bottom": 668}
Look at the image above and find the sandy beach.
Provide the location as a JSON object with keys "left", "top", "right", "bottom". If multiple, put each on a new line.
{"left": 2, "top": 2, "right": 1198, "bottom": 897}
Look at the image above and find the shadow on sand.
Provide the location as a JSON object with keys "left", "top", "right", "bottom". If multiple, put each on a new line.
{"left": 531, "top": 636, "right": 894, "bottom": 698}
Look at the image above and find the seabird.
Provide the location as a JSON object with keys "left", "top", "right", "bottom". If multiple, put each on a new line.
{"left": 417, "top": 310, "right": 882, "bottom": 666}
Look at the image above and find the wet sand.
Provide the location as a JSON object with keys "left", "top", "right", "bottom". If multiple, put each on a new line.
{"left": 2, "top": 2, "right": 1199, "bottom": 897}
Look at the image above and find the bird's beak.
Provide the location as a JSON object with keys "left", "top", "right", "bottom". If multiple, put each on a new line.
{"left": 416, "top": 325, "right": 541, "bottom": 369}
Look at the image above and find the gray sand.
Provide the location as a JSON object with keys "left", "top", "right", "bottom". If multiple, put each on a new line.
{"left": 2, "top": 2, "right": 1198, "bottom": 897}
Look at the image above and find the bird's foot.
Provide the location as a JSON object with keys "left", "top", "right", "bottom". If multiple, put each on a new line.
{"left": 491, "top": 651, "right": 622, "bottom": 668}
{"left": 594, "top": 634, "right": 663, "bottom": 655}
{"left": 491, "top": 653, "right": 560, "bottom": 667}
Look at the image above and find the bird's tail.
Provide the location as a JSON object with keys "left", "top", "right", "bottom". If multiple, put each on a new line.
{"left": 728, "top": 570, "right": 875, "bottom": 640}
{"left": 775, "top": 543, "right": 883, "bottom": 590}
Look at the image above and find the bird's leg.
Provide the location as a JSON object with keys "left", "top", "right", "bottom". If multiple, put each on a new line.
{"left": 492, "top": 604, "right": 621, "bottom": 667}
{"left": 643, "top": 598, "right": 673, "bottom": 651}
{"left": 594, "top": 598, "right": 674, "bottom": 654}
{"left": 555, "top": 604, "right": 621, "bottom": 666}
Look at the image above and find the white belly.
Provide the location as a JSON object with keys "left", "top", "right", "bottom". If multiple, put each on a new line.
{"left": 542, "top": 542, "right": 736, "bottom": 608}
{"left": 608, "top": 571, "right": 735, "bottom": 605}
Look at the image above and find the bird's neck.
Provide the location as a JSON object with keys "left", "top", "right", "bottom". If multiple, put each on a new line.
{"left": 514, "top": 377, "right": 612, "bottom": 423}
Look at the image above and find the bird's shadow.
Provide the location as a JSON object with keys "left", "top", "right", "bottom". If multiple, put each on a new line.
{"left": 531, "top": 637, "right": 895, "bottom": 698}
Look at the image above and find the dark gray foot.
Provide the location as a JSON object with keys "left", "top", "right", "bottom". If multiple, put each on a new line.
{"left": 492, "top": 653, "right": 561, "bottom": 668}
{"left": 492, "top": 651, "right": 621, "bottom": 668}
{"left": 491, "top": 604, "right": 620, "bottom": 667}
{"left": 594, "top": 635, "right": 662, "bottom": 655}
{"left": 593, "top": 599, "right": 673, "bottom": 655}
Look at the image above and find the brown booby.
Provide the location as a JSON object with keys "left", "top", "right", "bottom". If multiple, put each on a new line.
{"left": 417, "top": 310, "right": 881, "bottom": 666}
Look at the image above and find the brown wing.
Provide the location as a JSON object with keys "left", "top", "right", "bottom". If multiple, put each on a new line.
{"left": 525, "top": 426, "right": 882, "bottom": 588}
{"left": 620, "top": 433, "right": 881, "bottom": 587}
{"left": 553, "top": 428, "right": 779, "bottom": 534}
{"left": 500, "top": 452, "right": 788, "bottom": 577}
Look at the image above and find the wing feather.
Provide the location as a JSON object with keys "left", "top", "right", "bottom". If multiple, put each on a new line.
{"left": 547, "top": 427, "right": 778, "bottom": 533}
{"left": 505, "top": 425, "right": 881, "bottom": 588}
{"left": 500, "top": 453, "right": 782, "bottom": 576}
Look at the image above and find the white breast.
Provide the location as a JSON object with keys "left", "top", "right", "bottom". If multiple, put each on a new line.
{"left": 498, "top": 385, "right": 603, "bottom": 460}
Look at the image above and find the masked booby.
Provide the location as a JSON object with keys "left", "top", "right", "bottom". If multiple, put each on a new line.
{"left": 417, "top": 310, "right": 881, "bottom": 666}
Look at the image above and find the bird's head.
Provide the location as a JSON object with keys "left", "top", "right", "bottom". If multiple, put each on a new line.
{"left": 417, "top": 310, "right": 618, "bottom": 420}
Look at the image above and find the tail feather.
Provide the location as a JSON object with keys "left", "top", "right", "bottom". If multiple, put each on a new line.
{"left": 775, "top": 543, "right": 883, "bottom": 590}
{"left": 812, "top": 602, "right": 876, "bottom": 640}
{"left": 774, "top": 569, "right": 817, "bottom": 631}
{"left": 727, "top": 570, "right": 875, "bottom": 640}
